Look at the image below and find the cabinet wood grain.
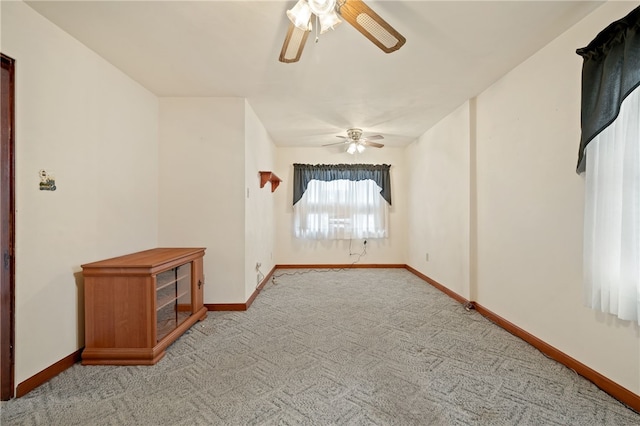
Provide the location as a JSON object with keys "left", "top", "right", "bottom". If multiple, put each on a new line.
{"left": 81, "top": 248, "right": 207, "bottom": 365}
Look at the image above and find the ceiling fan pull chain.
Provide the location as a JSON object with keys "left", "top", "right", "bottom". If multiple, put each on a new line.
{"left": 315, "top": 14, "right": 320, "bottom": 43}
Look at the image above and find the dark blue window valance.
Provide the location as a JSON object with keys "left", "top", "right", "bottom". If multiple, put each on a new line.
{"left": 293, "top": 163, "right": 391, "bottom": 205}
{"left": 576, "top": 6, "right": 640, "bottom": 173}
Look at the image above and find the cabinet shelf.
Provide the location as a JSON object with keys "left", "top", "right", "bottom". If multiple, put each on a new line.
{"left": 156, "top": 273, "right": 189, "bottom": 291}
{"left": 156, "top": 289, "right": 190, "bottom": 312}
{"left": 259, "top": 171, "right": 281, "bottom": 192}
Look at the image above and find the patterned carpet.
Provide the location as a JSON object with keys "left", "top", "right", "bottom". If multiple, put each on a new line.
{"left": 1, "top": 268, "right": 639, "bottom": 425}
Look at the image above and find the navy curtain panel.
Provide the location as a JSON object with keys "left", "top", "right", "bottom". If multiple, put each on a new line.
{"left": 293, "top": 163, "right": 392, "bottom": 205}
{"left": 576, "top": 6, "right": 640, "bottom": 173}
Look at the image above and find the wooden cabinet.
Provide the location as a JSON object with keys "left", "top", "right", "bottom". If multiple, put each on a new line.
{"left": 81, "top": 248, "right": 207, "bottom": 365}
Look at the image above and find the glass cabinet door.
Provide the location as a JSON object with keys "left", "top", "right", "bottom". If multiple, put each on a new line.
{"left": 156, "top": 263, "right": 193, "bottom": 342}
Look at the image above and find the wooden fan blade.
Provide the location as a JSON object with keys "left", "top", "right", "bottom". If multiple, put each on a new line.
{"left": 364, "top": 134, "right": 384, "bottom": 141}
{"left": 337, "top": 0, "right": 406, "bottom": 53}
{"left": 362, "top": 141, "right": 384, "bottom": 148}
{"left": 323, "top": 141, "right": 349, "bottom": 147}
{"left": 279, "top": 22, "right": 310, "bottom": 63}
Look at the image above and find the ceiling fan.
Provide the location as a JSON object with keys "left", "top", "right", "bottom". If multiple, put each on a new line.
{"left": 323, "top": 128, "right": 384, "bottom": 153}
{"left": 279, "top": 0, "right": 406, "bottom": 63}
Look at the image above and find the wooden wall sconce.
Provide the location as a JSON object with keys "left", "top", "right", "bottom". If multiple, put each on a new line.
{"left": 259, "top": 171, "right": 282, "bottom": 192}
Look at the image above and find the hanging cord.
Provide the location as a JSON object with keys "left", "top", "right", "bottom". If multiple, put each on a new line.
{"left": 349, "top": 239, "right": 367, "bottom": 264}
{"left": 315, "top": 14, "right": 320, "bottom": 43}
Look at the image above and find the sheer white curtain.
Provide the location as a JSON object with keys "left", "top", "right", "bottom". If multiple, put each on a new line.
{"left": 583, "top": 85, "right": 640, "bottom": 323}
{"left": 294, "top": 179, "right": 388, "bottom": 240}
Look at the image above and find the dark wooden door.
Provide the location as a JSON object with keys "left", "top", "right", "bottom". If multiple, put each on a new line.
{"left": 1, "top": 53, "right": 16, "bottom": 401}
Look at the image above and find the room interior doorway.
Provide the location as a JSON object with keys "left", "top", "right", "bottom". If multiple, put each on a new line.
{"left": 1, "top": 53, "right": 16, "bottom": 401}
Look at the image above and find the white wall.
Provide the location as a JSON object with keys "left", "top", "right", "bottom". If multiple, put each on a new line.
{"left": 2, "top": 2, "right": 159, "bottom": 386}
{"left": 474, "top": 1, "right": 639, "bottom": 395}
{"left": 275, "top": 147, "right": 407, "bottom": 265}
{"left": 244, "top": 101, "right": 277, "bottom": 300}
{"left": 405, "top": 1, "right": 639, "bottom": 396}
{"left": 406, "top": 102, "right": 471, "bottom": 299}
{"left": 158, "top": 98, "right": 246, "bottom": 304}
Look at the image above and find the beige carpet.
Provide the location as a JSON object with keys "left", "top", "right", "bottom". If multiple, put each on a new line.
{"left": 1, "top": 268, "right": 638, "bottom": 425}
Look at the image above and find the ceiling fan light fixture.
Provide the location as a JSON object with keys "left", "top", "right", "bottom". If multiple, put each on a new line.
{"left": 321, "top": 129, "right": 384, "bottom": 151}
{"left": 286, "top": 0, "right": 313, "bottom": 30}
{"left": 308, "top": 0, "right": 336, "bottom": 16}
{"left": 319, "top": 11, "right": 341, "bottom": 34}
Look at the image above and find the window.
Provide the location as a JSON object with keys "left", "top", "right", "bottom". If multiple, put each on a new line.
{"left": 292, "top": 164, "right": 391, "bottom": 240}
{"left": 577, "top": 6, "right": 640, "bottom": 324}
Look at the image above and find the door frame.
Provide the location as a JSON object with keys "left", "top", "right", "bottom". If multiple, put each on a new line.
{"left": 1, "top": 52, "right": 16, "bottom": 401}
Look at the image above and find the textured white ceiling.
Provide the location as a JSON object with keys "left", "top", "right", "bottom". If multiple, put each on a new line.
{"left": 25, "top": 0, "right": 603, "bottom": 147}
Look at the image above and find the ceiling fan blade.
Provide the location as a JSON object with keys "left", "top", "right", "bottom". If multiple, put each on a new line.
{"left": 335, "top": 135, "right": 348, "bottom": 139}
{"left": 322, "top": 141, "right": 349, "bottom": 147}
{"left": 337, "top": 0, "right": 406, "bottom": 53}
{"left": 363, "top": 134, "right": 384, "bottom": 141}
{"left": 279, "top": 22, "right": 311, "bottom": 63}
{"left": 361, "top": 141, "right": 384, "bottom": 148}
